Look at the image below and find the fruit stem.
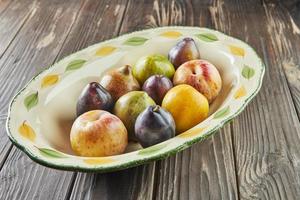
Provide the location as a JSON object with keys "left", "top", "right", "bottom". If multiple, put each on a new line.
{"left": 120, "top": 65, "right": 131, "bottom": 75}
{"left": 152, "top": 105, "right": 160, "bottom": 112}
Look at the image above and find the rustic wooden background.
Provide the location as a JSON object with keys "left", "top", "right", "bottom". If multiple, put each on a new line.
{"left": 0, "top": 0, "right": 300, "bottom": 199}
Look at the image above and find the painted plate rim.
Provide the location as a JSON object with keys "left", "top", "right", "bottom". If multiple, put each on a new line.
{"left": 6, "top": 26, "right": 265, "bottom": 172}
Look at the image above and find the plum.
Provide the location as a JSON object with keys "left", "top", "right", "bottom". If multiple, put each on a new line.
{"left": 142, "top": 75, "right": 173, "bottom": 104}
{"left": 173, "top": 59, "right": 222, "bottom": 103}
{"left": 135, "top": 105, "right": 175, "bottom": 148}
{"left": 100, "top": 65, "right": 140, "bottom": 101}
{"left": 162, "top": 84, "right": 209, "bottom": 134}
{"left": 76, "top": 82, "right": 113, "bottom": 116}
{"left": 114, "top": 91, "right": 156, "bottom": 140}
{"left": 133, "top": 54, "right": 175, "bottom": 84}
{"left": 70, "top": 110, "right": 127, "bottom": 157}
{"left": 168, "top": 37, "right": 200, "bottom": 68}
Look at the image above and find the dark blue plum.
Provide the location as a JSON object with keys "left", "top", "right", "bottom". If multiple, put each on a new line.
{"left": 76, "top": 82, "right": 113, "bottom": 116}
{"left": 142, "top": 75, "right": 173, "bottom": 105}
{"left": 168, "top": 37, "right": 200, "bottom": 68}
{"left": 135, "top": 105, "right": 175, "bottom": 148}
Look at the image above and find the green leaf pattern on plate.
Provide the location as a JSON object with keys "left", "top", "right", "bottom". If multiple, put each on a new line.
{"left": 138, "top": 143, "right": 168, "bottom": 155}
{"left": 196, "top": 33, "right": 218, "bottom": 42}
{"left": 65, "top": 59, "right": 87, "bottom": 71}
{"left": 24, "top": 92, "right": 38, "bottom": 111}
{"left": 37, "top": 147, "right": 68, "bottom": 158}
{"left": 123, "top": 37, "right": 148, "bottom": 46}
{"left": 213, "top": 106, "right": 230, "bottom": 119}
{"left": 242, "top": 65, "right": 255, "bottom": 79}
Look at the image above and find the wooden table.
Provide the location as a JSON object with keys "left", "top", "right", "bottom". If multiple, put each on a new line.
{"left": 0, "top": 0, "right": 300, "bottom": 199}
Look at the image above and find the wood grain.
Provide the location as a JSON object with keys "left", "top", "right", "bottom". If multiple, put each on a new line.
{"left": 0, "top": 0, "right": 38, "bottom": 57}
{"left": 0, "top": 0, "right": 82, "bottom": 160}
{"left": 207, "top": 0, "right": 300, "bottom": 199}
{"left": 70, "top": 164, "right": 156, "bottom": 200}
{"left": 0, "top": 0, "right": 132, "bottom": 198}
{"left": 278, "top": 0, "right": 300, "bottom": 26}
{"left": 0, "top": 0, "right": 15, "bottom": 15}
{"left": 0, "top": 1, "right": 129, "bottom": 200}
{"left": 0, "top": 0, "right": 82, "bottom": 199}
{"left": 0, "top": 150, "right": 75, "bottom": 200}
{"left": 155, "top": 126, "right": 238, "bottom": 200}
{"left": 0, "top": 119, "right": 11, "bottom": 169}
{"left": 55, "top": 0, "right": 127, "bottom": 59}
{"left": 263, "top": 0, "right": 300, "bottom": 117}
{"left": 0, "top": 0, "right": 39, "bottom": 166}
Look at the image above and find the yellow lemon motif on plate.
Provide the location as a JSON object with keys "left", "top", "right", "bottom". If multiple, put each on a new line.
{"left": 18, "top": 121, "right": 36, "bottom": 142}
{"left": 84, "top": 157, "right": 114, "bottom": 165}
{"left": 229, "top": 45, "right": 245, "bottom": 57}
{"left": 234, "top": 86, "right": 246, "bottom": 99}
{"left": 41, "top": 74, "right": 59, "bottom": 88}
{"left": 178, "top": 127, "right": 206, "bottom": 138}
{"left": 160, "top": 31, "right": 182, "bottom": 38}
{"left": 95, "top": 46, "right": 117, "bottom": 56}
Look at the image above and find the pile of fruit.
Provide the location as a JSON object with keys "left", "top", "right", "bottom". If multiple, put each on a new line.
{"left": 70, "top": 37, "right": 222, "bottom": 157}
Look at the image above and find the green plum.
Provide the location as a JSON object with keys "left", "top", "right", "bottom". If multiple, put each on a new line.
{"left": 133, "top": 54, "right": 175, "bottom": 84}
{"left": 114, "top": 91, "right": 156, "bottom": 140}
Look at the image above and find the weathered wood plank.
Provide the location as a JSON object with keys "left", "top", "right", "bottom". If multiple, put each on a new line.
{"left": 0, "top": 0, "right": 83, "bottom": 199}
{"left": 0, "top": 0, "right": 38, "bottom": 57}
{"left": 207, "top": 0, "right": 300, "bottom": 199}
{"left": 0, "top": 150, "right": 76, "bottom": 200}
{"left": 263, "top": 0, "right": 300, "bottom": 117}
{"left": 0, "top": 0, "right": 12, "bottom": 14}
{"left": 278, "top": 0, "right": 300, "bottom": 25}
{"left": 1, "top": 0, "right": 133, "bottom": 197}
{"left": 155, "top": 126, "right": 238, "bottom": 200}
{"left": 0, "top": 0, "right": 80, "bottom": 114}
{"left": 0, "top": 119, "right": 11, "bottom": 169}
{"left": 55, "top": 0, "right": 127, "bottom": 58}
{"left": 70, "top": 0, "right": 239, "bottom": 200}
{"left": 0, "top": 0, "right": 81, "bottom": 159}
{"left": 0, "top": 0, "right": 38, "bottom": 166}
{"left": 70, "top": 164, "right": 156, "bottom": 200}
{"left": 0, "top": 0, "right": 129, "bottom": 199}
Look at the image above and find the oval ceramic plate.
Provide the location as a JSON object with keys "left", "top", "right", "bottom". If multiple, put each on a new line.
{"left": 6, "top": 26, "right": 264, "bottom": 172}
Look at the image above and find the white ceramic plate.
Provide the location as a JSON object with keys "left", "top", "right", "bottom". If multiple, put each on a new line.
{"left": 6, "top": 26, "right": 264, "bottom": 172}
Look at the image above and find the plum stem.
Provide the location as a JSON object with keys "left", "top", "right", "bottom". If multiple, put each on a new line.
{"left": 120, "top": 65, "right": 131, "bottom": 75}
{"left": 152, "top": 105, "right": 160, "bottom": 112}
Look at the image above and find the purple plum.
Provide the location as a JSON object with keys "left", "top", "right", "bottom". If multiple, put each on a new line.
{"left": 76, "top": 82, "right": 113, "bottom": 116}
{"left": 168, "top": 37, "right": 200, "bottom": 68}
{"left": 135, "top": 105, "right": 175, "bottom": 148}
{"left": 142, "top": 75, "right": 173, "bottom": 104}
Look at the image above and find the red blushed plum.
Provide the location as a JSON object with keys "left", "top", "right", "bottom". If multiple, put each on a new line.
{"left": 142, "top": 75, "right": 173, "bottom": 104}
{"left": 135, "top": 105, "right": 175, "bottom": 148}
{"left": 173, "top": 59, "right": 222, "bottom": 103}
{"left": 168, "top": 37, "right": 200, "bottom": 69}
{"left": 70, "top": 110, "right": 128, "bottom": 157}
{"left": 76, "top": 82, "right": 113, "bottom": 117}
